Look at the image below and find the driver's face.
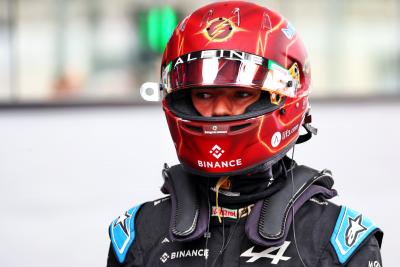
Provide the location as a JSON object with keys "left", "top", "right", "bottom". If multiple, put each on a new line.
{"left": 191, "top": 88, "right": 261, "bottom": 117}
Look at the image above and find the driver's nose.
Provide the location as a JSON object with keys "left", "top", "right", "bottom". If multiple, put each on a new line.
{"left": 211, "top": 96, "right": 233, "bottom": 117}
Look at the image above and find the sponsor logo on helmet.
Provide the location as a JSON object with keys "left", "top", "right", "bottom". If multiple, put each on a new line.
{"left": 172, "top": 50, "right": 265, "bottom": 69}
{"left": 271, "top": 124, "right": 300, "bottom": 148}
{"left": 271, "top": 132, "right": 282, "bottom": 148}
{"left": 198, "top": 144, "right": 243, "bottom": 169}
{"left": 198, "top": 159, "right": 242, "bottom": 169}
{"left": 282, "top": 124, "right": 299, "bottom": 140}
{"left": 210, "top": 144, "right": 224, "bottom": 159}
{"left": 204, "top": 125, "right": 228, "bottom": 135}
{"left": 281, "top": 22, "right": 296, "bottom": 40}
{"left": 288, "top": 63, "right": 300, "bottom": 83}
{"left": 204, "top": 17, "right": 234, "bottom": 42}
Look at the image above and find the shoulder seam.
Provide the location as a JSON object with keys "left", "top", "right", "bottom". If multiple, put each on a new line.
{"left": 313, "top": 202, "right": 341, "bottom": 267}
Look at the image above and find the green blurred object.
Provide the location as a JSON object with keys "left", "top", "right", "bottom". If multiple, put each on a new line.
{"left": 140, "top": 7, "right": 178, "bottom": 54}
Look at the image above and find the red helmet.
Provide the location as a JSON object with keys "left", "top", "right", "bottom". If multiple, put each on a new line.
{"left": 153, "top": 1, "right": 313, "bottom": 177}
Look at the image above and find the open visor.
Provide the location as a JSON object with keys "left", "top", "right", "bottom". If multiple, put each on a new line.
{"left": 162, "top": 50, "right": 299, "bottom": 98}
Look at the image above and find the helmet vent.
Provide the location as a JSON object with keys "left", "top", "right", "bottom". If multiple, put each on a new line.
{"left": 230, "top": 123, "right": 252, "bottom": 132}
{"left": 182, "top": 124, "right": 203, "bottom": 133}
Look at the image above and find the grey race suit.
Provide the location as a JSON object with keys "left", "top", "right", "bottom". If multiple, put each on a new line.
{"left": 107, "top": 164, "right": 383, "bottom": 267}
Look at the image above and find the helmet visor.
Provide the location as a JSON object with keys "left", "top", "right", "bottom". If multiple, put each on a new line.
{"left": 162, "top": 50, "right": 298, "bottom": 98}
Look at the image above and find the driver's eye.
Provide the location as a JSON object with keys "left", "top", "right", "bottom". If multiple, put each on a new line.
{"left": 195, "top": 92, "right": 213, "bottom": 99}
{"left": 235, "top": 91, "right": 252, "bottom": 98}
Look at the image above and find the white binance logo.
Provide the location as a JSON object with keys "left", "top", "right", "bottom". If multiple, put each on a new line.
{"left": 160, "top": 249, "right": 209, "bottom": 263}
{"left": 240, "top": 241, "right": 291, "bottom": 264}
{"left": 209, "top": 145, "right": 225, "bottom": 159}
{"left": 160, "top": 252, "right": 169, "bottom": 263}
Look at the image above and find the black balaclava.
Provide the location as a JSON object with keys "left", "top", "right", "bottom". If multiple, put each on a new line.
{"left": 194, "top": 156, "right": 294, "bottom": 208}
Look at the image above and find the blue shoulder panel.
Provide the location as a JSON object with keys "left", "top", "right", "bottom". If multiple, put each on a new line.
{"left": 109, "top": 204, "right": 142, "bottom": 264}
{"left": 330, "top": 206, "right": 377, "bottom": 264}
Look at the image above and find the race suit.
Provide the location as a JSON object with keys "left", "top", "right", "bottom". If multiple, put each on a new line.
{"left": 107, "top": 161, "right": 383, "bottom": 267}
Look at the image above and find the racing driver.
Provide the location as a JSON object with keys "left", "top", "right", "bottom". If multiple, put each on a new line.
{"left": 107, "top": 1, "right": 383, "bottom": 266}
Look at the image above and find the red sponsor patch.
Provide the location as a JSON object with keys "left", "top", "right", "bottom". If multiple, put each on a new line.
{"left": 212, "top": 206, "right": 237, "bottom": 219}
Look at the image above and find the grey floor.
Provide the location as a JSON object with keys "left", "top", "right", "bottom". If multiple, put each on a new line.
{"left": 0, "top": 102, "right": 398, "bottom": 266}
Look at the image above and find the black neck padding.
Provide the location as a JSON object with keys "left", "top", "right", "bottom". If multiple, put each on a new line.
{"left": 161, "top": 163, "right": 337, "bottom": 245}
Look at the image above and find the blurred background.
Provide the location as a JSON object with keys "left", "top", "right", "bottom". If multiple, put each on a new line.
{"left": 1, "top": 0, "right": 399, "bottom": 103}
{"left": 0, "top": 0, "right": 399, "bottom": 266}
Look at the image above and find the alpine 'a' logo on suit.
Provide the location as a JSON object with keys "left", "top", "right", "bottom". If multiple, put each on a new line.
{"left": 240, "top": 241, "right": 291, "bottom": 264}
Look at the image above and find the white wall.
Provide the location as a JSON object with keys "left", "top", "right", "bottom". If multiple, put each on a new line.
{"left": 0, "top": 103, "right": 397, "bottom": 266}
